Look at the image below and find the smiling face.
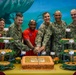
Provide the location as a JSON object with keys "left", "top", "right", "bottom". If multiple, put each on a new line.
{"left": 43, "top": 12, "right": 50, "bottom": 24}
{"left": 71, "top": 9, "right": 76, "bottom": 21}
{"left": 15, "top": 12, "right": 23, "bottom": 26}
{"left": 15, "top": 16, "right": 23, "bottom": 26}
{"left": 54, "top": 11, "right": 62, "bottom": 22}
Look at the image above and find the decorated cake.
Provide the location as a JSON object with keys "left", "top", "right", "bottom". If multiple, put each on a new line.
{"left": 21, "top": 56, "right": 54, "bottom": 70}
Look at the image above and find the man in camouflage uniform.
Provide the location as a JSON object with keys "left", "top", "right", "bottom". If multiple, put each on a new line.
{"left": 67, "top": 9, "right": 76, "bottom": 49}
{"left": 34, "top": 12, "right": 53, "bottom": 55}
{"left": 38, "top": 11, "right": 67, "bottom": 57}
{"left": 6, "top": 12, "right": 29, "bottom": 57}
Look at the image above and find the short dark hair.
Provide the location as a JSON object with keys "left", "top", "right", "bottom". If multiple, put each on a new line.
{"left": 15, "top": 12, "right": 23, "bottom": 18}
{"left": 0, "top": 18, "right": 5, "bottom": 22}
{"left": 42, "top": 12, "right": 50, "bottom": 17}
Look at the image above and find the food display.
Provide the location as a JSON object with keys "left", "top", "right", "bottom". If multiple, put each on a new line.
{"left": 0, "top": 36, "right": 15, "bottom": 70}
{"left": 62, "top": 62, "right": 76, "bottom": 70}
{"left": 0, "top": 49, "right": 12, "bottom": 53}
{"left": 0, "top": 49, "right": 15, "bottom": 70}
{"left": 0, "top": 61, "right": 10, "bottom": 66}
{"left": 0, "top": 37, "right": 13, "bottom": 40}
{"left": 0, "top": 37, "right": 14, "bottom": 43}
{"left": 21, "top": 56, "right": 54, "bottom": 70}
{"left": 0, "top": 49, "right": 12, "bottom": 61}
{"left": 0, "top": 61, "right": 14, "bottom": 71}
{"left": 60, "top": 37, "right": 76, "bottom": 70}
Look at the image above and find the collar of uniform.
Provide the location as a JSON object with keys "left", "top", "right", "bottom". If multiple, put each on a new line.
{"left": 43, "top": 22, "right": 51, "bottom": 26}
{"left": 72, "top": 21, "right": 76, "bottom": 25}
{"left": 14, "top": 22, "right": 21, "bottom": 31}
{"left": 54, "top": 20, "right": 63, "bottom": 25}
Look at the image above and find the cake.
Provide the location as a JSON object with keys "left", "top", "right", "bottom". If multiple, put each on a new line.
{"left": 21, "top": 56, "right": 54, "bottom": 70}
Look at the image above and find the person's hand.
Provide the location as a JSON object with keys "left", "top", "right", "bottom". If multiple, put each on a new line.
{"left": 39, "top": 46, "right": 45, "bottom": 52}
{"left": 33, "top": 46, "right": 40, "bottom": 54}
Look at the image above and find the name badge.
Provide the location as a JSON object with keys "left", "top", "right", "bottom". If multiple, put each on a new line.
{"left": 1, "top": 51, "right": 6, "bottom": 55}
{"left": 4, "top": 40, "right": 9, "bottom": 43}
{"left": 69, "top": 39, "right": 74, "bottom": 43}
{"left": 50, "top": 52, "right": 55, "bottom": 55}
{"left": 69, "top": 50, "right": 74, "bottom": 55}
{"left": 66, "top": 28, "right": 71, "bottom": 32}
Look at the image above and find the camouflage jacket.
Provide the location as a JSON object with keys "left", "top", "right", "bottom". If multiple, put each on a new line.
{"left": 67, "top": 22, "right": 76, "bottom": 39}
{"left": 42, "top": 21, "right": 67, "bottom": 53}
{"left": 35, "top": 22, "right": 52, "bottom": 51}
{"left": 6, "top": 23, "right": 28, "bottom": 56}
{"left": 67, "top": 22, "right": 76, "bottom": 49}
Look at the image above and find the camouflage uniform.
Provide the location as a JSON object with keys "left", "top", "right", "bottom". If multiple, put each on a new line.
{"left": 42, "top": 21, "right": 67, "bottom": 56}
{"left": 35, "top": 22, "right": 52, "bottom": 55}
{"left": 67, "top": 22, "right": 76, "bottom": 39}
{"left": 6, "top": 23, "right": 29, "bottom": 57}
{"left": 67, "top": 22, "right": 76, "bottom": 49}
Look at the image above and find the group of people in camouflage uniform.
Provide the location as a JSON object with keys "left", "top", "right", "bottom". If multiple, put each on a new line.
{"left": 34, "top": 9, "right": 76, "bottom": 57}
{"left": 0, "top": 9, "right": 76, "bottom": 58}
{"left": 34, "top": 11, "right": 67, "bottom": 56}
